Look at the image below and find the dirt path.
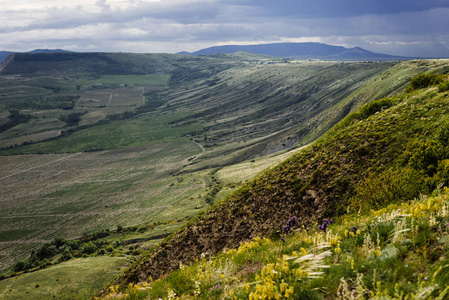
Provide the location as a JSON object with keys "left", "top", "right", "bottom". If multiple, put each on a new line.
{"left": 0, "top": 153, "right": 82, "bottom": 181}
{"left": 183, "top": 142, "right": 205, "bottom": 166}
{"left": 107, "top": 93, "right": 113, "bottom": 106}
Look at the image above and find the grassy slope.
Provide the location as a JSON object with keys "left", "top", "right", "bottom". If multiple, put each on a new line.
{"left": 108, "top": 189, "right": 449, "bottom": 299}
{"left": 115, "top": 66, "right": 449, "bottom": 287}
{"left": 0, "top": 256, "right": 129, "bottom": 299}
{"left": 164, "top": 61, "right": 399, "bottom": 170}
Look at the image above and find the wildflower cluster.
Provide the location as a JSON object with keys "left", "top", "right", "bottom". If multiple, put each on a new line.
{"left": 99, "top": 189, "right": 449, "bottom": 300}
{"left": 239, "top": 261, "right": 264, "bottom": 278}
{"left": 318, "top": 218, "right": 334, "bottom": 232}
{"left": 282, "top": 216, "right": 297, "bottom": 234}
{"left": 226, "top": 236, "right": 268, "bottom": 257}
{"left": 102, "top": 282, "right": 151, "bottom": 299}
{"left": 248, "top": 241, "right": 331, "bottom": 300}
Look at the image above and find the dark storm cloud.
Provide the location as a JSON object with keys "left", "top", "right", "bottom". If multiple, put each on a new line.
{"left": 0, "top": 0, "right": 448, "bottom": 57}
{"left": 227, "top": 0, "right": 449, "bottom": 18}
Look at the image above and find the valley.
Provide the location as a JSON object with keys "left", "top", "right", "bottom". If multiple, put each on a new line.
{"left": 1, "top": 51, "right": 449, "bottom": 299}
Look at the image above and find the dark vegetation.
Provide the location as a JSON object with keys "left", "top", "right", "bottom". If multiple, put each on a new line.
{"left": 204, "top": 168, "right": 223, "bottom": 205}
{"left": 59, "top": 112, "right": 86, "bottom": 127}
{"left": 3, "top": 95, "right": 79, "bottom": 110}
{"left": 12, "top": 229, "right": 112, "bottom": 273}
{"left": 0, "top": 110, "right": 34, "bottom": 133}
{"left": 9, "top": 220, "right": 183, "bottom": 276}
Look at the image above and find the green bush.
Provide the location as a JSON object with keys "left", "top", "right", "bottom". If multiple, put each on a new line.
{"left": 439, "top": 81, "right": 449, "bottom": 92}
{"left": 351, "top": 167, "right": 424, "bottom": 211}
{"left": 436, "top": 121, "right": 449, "bottom": 147}
{"left": 60, "top": 247, "right": 73, "bottom": 262}
{"left": 357, "top": 97, "right": 396, "bottom": 119}
{"left": 12, "top": 260, "right": 28, "bottom": 272}
{"left": 405, "top": 140, "right": 445, "bottom": 176}
{"left": 407, "top": 72, "right": 446, "bottom": 91}
{"left": 82, "top": 242, "right": 97, "bottom": 254}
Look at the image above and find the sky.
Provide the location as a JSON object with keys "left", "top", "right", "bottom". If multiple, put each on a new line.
{"left": 0, "top": 0, "right": 448, "bottom": 57}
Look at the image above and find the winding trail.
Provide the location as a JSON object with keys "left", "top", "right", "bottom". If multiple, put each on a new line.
{"left": 183, "top": 141, "right": 205, "bottom": 166}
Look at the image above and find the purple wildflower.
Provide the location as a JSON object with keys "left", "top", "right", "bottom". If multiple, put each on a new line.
{"left": 350, "top": 226, "right": 358, "bottom": 233}
{"left": 318, "top": 218, "right": 334, "bottom": 232}
{"left": 240, "top": 261, "right": 264, "bottom": 278}
{"left": 282, "top": 216, "right": 298, "bottom": 234}
{"left": 209, "top": 284, "right": 223, "bottom": 291}
{"left": 318, "top": 224, "right": 326, "bottom": 232}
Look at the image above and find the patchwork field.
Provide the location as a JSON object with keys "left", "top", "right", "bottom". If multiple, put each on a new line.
{"left": 0, "top": 140, "right": 206, "bottom": 271}
{"left": 0, "top": 74, "right": 171, "bottom": 148}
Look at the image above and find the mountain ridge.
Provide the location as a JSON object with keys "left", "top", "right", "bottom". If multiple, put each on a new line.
{"left": 0, "top": 49, "right": 70, "bottom": 63}
{"left": 178, "top": 42, "right": 408, "bottom": 61}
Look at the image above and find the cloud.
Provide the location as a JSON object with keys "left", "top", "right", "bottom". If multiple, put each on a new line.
{"left": 228, "top": 0, "right": 449, "bottom": 18}
{"left": 0, "top": 0, "right": 447, "bottom": 57}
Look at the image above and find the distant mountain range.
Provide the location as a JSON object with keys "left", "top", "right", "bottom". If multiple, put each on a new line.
{"left": 0, "top": 49, "right": 70, "bottom": 63}
{"left": 178, "top": 42, "right": 408, "bottom": 61}
{"left": 0, "top": 43, "right": 408, "bottom": 63}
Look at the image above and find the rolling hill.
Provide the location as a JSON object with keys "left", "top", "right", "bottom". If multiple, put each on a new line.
{"left": 113, "top": 64, "right": 449, "bottom": 292}
{"left": 1, "top": 52, "right": 449, "bottom": 299}
{"left": 0, "top": 49, "right": 70, "bottom": 63}
{"left": 178, "top": 42, "right": 408, "bottom": 60}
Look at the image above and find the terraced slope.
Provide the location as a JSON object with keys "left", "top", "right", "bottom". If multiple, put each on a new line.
{"left": 117, "top": 63, "right": 449, "bottom": 285}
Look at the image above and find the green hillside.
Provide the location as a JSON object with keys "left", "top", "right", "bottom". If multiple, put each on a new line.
{"left": 1, "top": 55, "right": 449, "bottom": 299}
{"left": 111, "top": 70, "right": 449, "bottom": 295}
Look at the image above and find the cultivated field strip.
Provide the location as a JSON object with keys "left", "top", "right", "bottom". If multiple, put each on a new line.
{"left": 0, "top": 141, "right": 206, "bottom": 271}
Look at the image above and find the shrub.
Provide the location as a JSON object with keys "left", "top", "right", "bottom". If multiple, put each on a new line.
{"left": 436, "top": 121, "right": 449, "bottom": 147}
{"left": 82, "top": 242, "right": 97, "bottom": 254}
{"left": 439, "top": 81, "right": 449, "bottom": 92}
{"left": 12, "top": 260, "right": 27, "bottom": 272}
{"left": 406, "top": 140, "right": 445, "bottom": 176}
{"left": 59, "top": 247, "right": 73, "bottom": 262}
{"left": 407, "top": 72, "right": 446, "bottom": 91}
{"left": 351, "top": 167, "right": 424, "bottom": 211}
{"left": 357, "top": 97, "right": 396, "bottom": 119}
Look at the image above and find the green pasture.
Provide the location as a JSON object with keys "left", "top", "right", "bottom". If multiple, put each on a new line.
{"left": 0, "top": 112, "right": 203, "bottom": 154}
{"left": 0, "top": 257, "right": 129, "bottom": 299}
{"left": 73, "top": 74, "right": 170, "bottom": 88}
{"left": 215, "top": 145, "right": 307, "bottom": 184}
{"left": 0, "top": 140, "right": 207, "bottom": 271}
{"left": 78, "top": 87, "right": 145, "bottom": 108}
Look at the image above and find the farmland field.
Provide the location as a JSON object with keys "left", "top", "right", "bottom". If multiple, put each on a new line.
{"left": 0, "top": 140, "right": 206, "bottom": 270}
{"left": 0, "top": 256, "right": 130, "bottom": 299}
